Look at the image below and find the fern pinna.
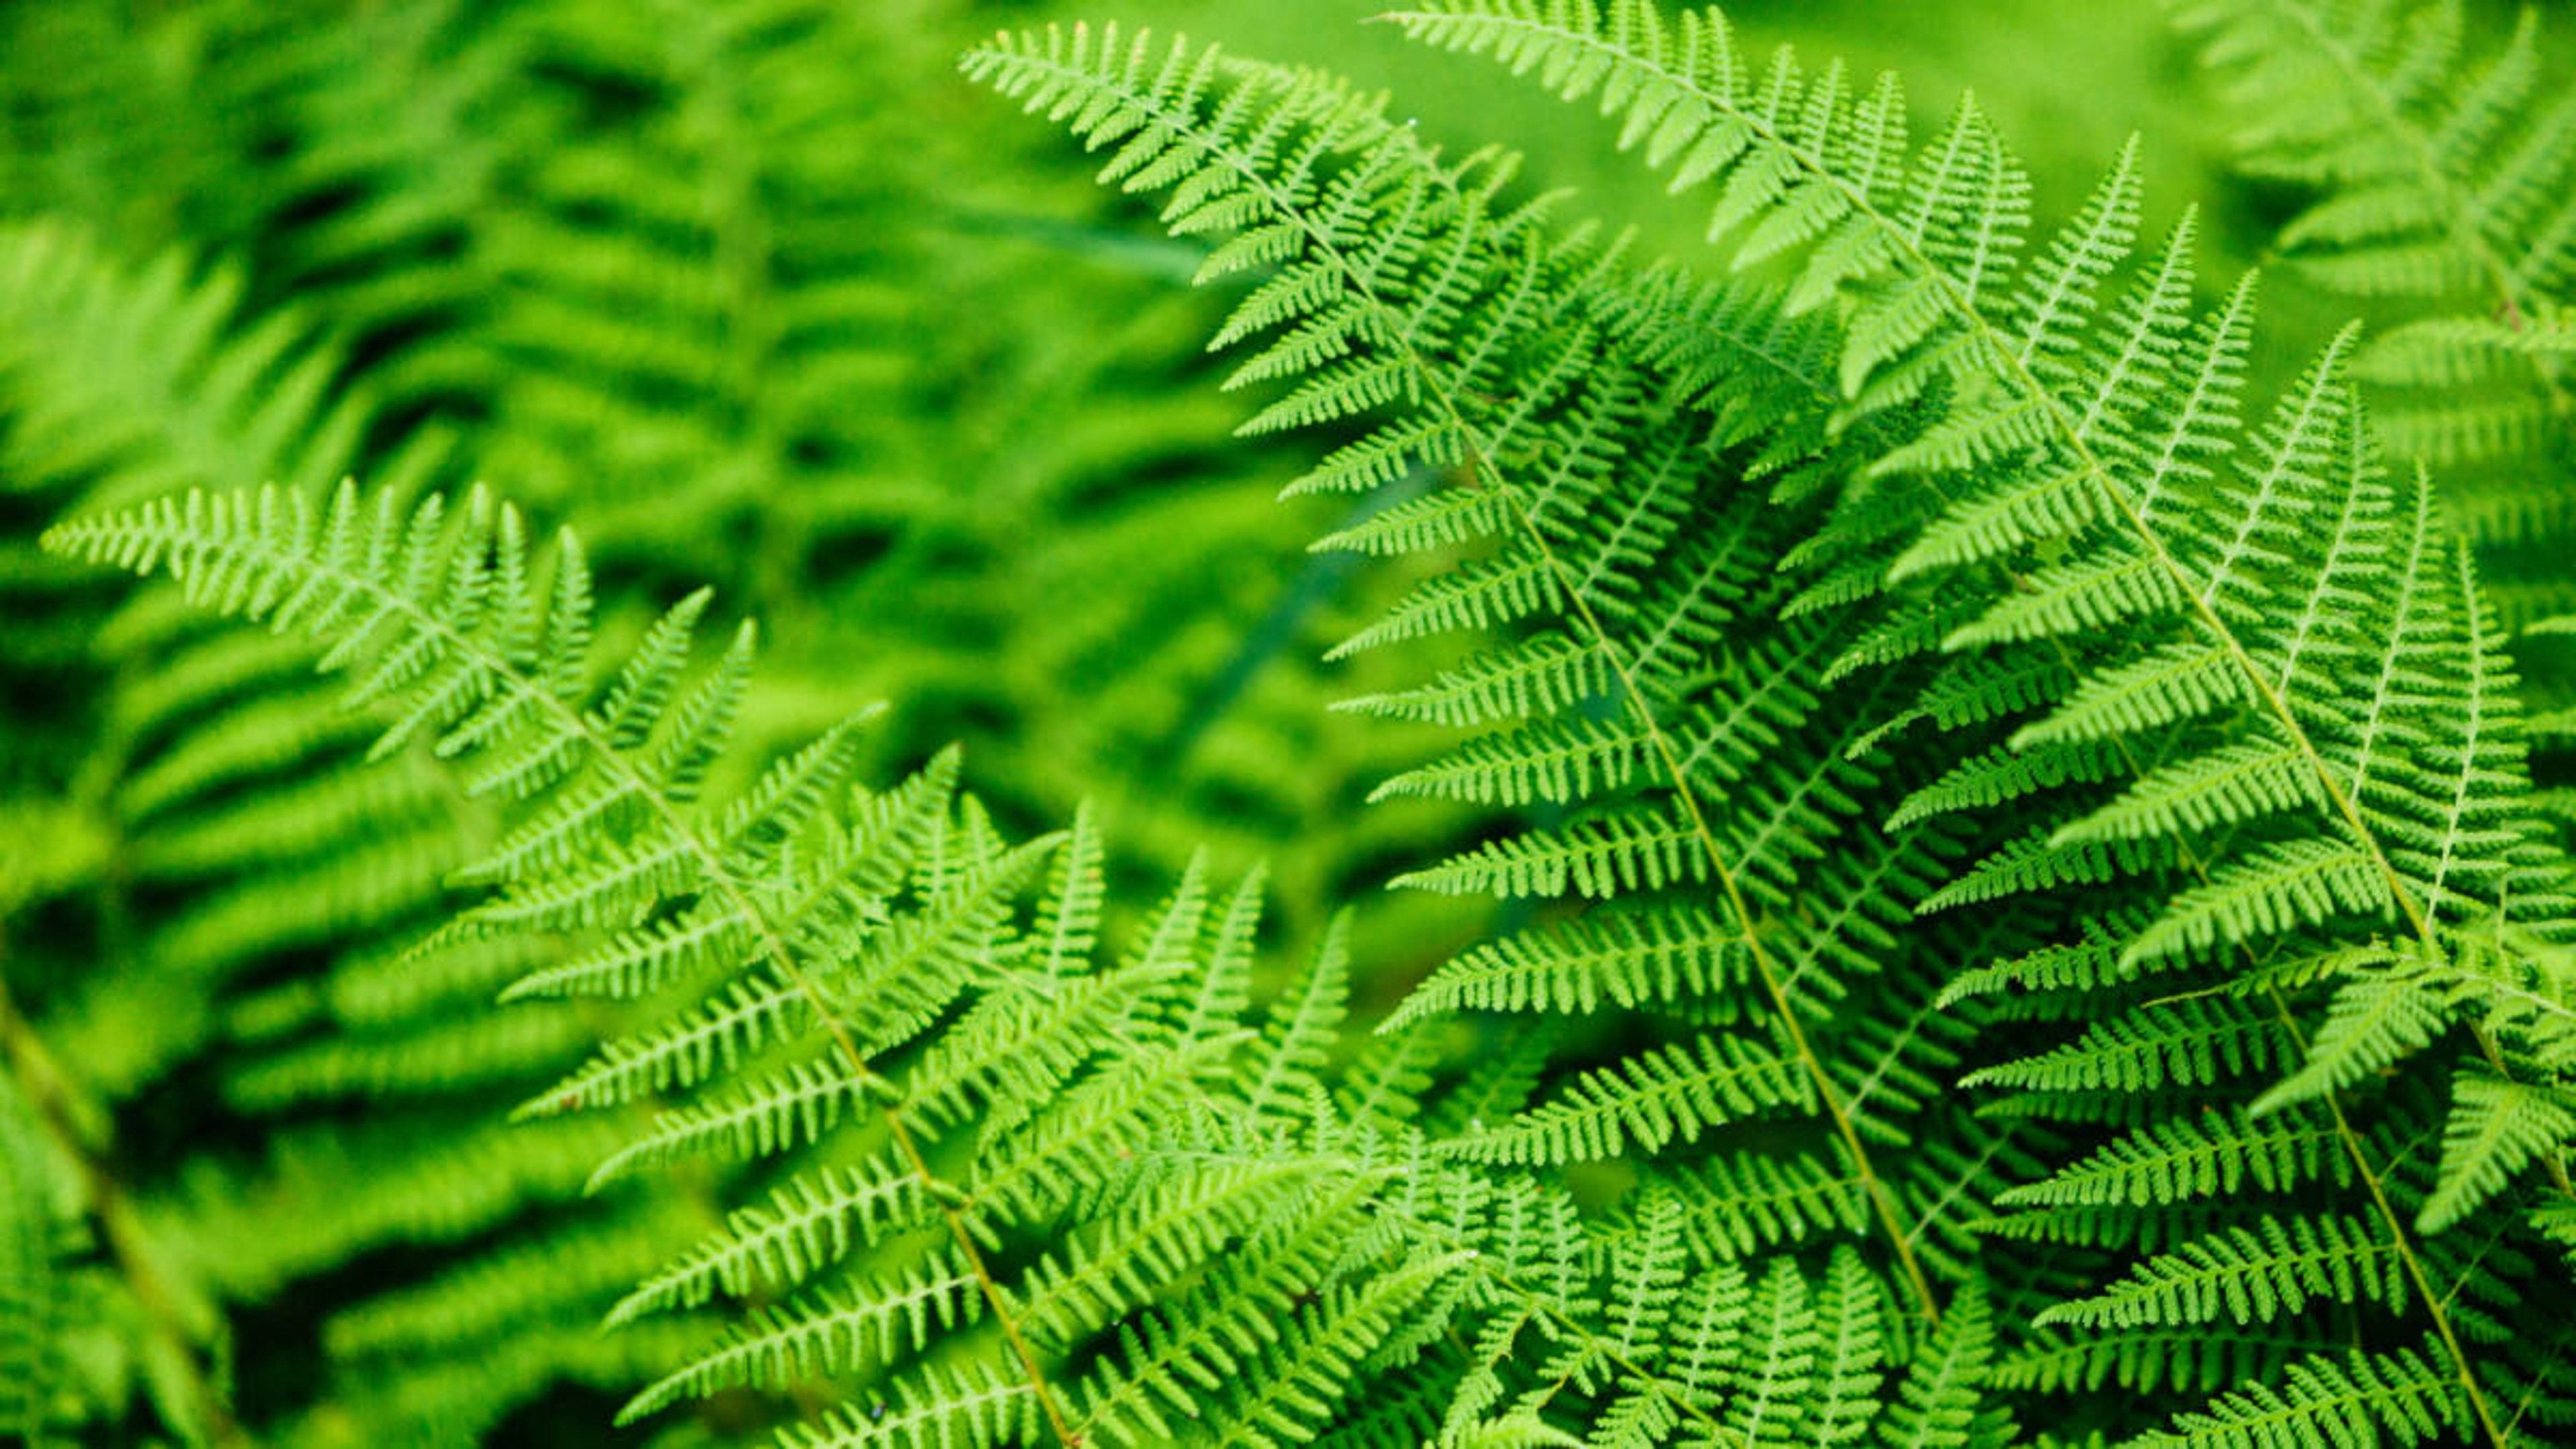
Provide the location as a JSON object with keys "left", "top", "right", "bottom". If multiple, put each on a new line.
{"left": 972, "top": 2, "right": 2576, "bottom": 1443}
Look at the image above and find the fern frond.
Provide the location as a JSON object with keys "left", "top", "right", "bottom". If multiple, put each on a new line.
{"left": 2418, "top": 1067, "right": 2576, "bottom": 1233}
{"left": 967, "top": 19, "right": 1953, "bottom": 1322}
{"left": 1375, "top": 7, "right": 2576, "bottom": 1444}
{"left": 48, "top": 481, "right": 1094, "bottom": 1438}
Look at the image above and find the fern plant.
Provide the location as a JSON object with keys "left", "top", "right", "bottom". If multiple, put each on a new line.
{"left": 52, "top": 476, "right": 2001, "bottom": 1448}
{"left": 0, "top": 3, "right": 1438, "bottom": 1435}
{"left": 13, "top": 0, "right": 2576, "bottom": 1444}
{"left": 969, "top": 3, "right": 2576, "bottom": 1442}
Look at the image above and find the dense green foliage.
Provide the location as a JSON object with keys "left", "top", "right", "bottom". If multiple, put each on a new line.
{"left": 5, "top": 0, "right": 2575, "bottom": 1444}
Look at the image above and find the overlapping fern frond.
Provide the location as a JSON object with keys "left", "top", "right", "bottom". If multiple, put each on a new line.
{"left": 47, "top": 479, "right": 1551, "bottom": 1447}
{"left": 49, "top": 472, "right": 2022, "bottom": 1444}
{"left": 1379, "top": 1, "right": 2576, "bottom": 1440}
{"left": 2167, "top": 0, "right": 2576, "bottom": 873}
{"left": 979, "top": 3, "right": 2576, "bottom": 1441}
{"left": 17, "top": 0, "right": 2576, "bottom": 1443}
{"left": 2169, "top": 0, "right": 2575, "bottom": 568}
{"left": 964, "top": 20, "right": 2019, "bottom": 1341}
{"left": 23, "top": 472, "right": 1980, "bottom": 1448}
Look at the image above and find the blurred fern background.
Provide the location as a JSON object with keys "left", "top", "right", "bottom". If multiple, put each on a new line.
{"left": 3, "top": 0, "right": 2569, "bottom": 1444}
